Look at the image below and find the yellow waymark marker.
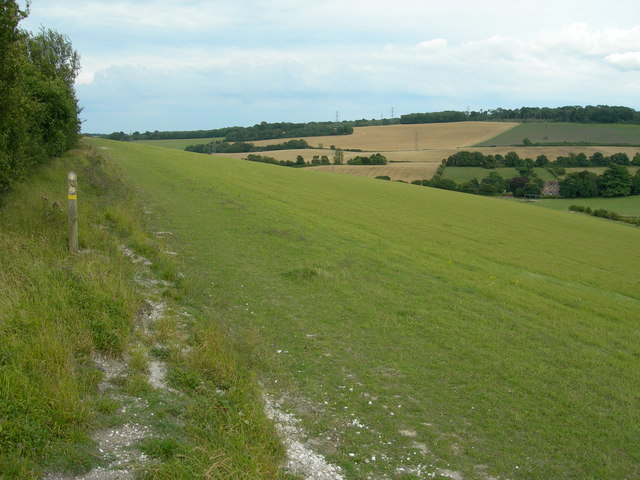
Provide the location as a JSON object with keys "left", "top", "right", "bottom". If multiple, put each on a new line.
{"left": 68, "top": 195, "right": 77, "bottom": 200}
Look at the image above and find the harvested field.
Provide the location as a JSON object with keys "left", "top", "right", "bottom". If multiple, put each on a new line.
{"left": 221, "top": 145, "right": 640, "bottom": 166}
{"left": 222, "top": 149, "right": 448, "bottom": 164}
{"left": 306, "top": 163, "right": 440, "bottom": 182}
{"left": 251, "top": 122, "right": 519, "bottom": 151}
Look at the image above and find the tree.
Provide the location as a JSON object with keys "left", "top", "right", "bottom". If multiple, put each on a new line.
{"left": 458, "top": 178, "right": 480, "bottom": 194}
{"left": 0, "top": 5, "right": 81, "bottom": 192}
{"left": 559, "top": 176, "right": 579, "bottom": 198}
{"left": 508, "top": 176, "right": 530, "bottom": 196}
{"left": 482, "top": 172, "right": 506, "bottom": 194}
{"left": 296, "top": 154, "right": 305, "bottom": 165}
{"left": 0, "top": 0, "right": 32, "bottom": 192}
{"left": 535, "top": 154, "right": 549, "bottom": 167}
{"left": 632, "top": 170, "right": 640, "bottom": 195}
{"left": 482, "top": 154, "right": 497, "bottom": 169}
{"left": 521, "top": 181, "right": 542, "bottom": 197}
{"left": 333, "top": 148, "right": 344, "bottom": 165}
{"left": 599, "top": 164, "right": 632, "bottom": 197}
{"left": 560, "top": 171, "right": 599, "bottom": 198}
{"left": 504, "top": 151, "right": 522, "bottom": 167}
{"left": 431, "top": 178, "right": 458, "bottom": 191}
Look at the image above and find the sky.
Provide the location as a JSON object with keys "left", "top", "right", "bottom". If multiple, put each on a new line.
{"left": 19, "top": 0, "right": 640, "bottom": 134}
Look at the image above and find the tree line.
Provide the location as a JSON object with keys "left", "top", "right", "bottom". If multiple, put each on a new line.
{"left": 445, "top": 150, "right": 640, "bottom": 169}
{"left": 559, "top": 165, "right": 640, "bottom": 198}
{"left": 1, "top": 2, "right": 81, "bottom": 193}
{"left": 185, "top": 139, "right": 309, "bottom": 154}
{"left": 100, "top": 105, "right": 640, "bottom": 144}
{"left": 415, "top": 160, "right": 640, "bottom": 199}
{"left": 104, "top": 121, "right": 354, "bottom": 142}
{"left": 401, "top": 105, "right": 640, "bottom": 124}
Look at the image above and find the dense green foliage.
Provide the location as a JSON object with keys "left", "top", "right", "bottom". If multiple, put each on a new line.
{"left": 558, "top": 166, "right": 639, "bottom": 198}
{"left": 346, "top": 153, "right": 387, "bottom": 165}
{"left": 442, "top": 152, "right": 640, "bottom": 199}
{"left": 399, "top": 110, "right": 469, "bottom": 124}
{"left": 446, "top": 150, "right": 640, "bottom": 169}
{"left": 0, "top": 2, "right": 80, "bottom": 193}
{"left": 185, "top": 138, "right": 309, "bottom": 154}
{"left": 106, "top": 121, "right": 353, "bottom": 142}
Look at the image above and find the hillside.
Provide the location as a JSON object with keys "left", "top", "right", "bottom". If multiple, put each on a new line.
{"left": 0, "top": 145, "right": 285, "bottom": 479}
{"left": 215, "top": 122, "right": 640, "bottom": 182}
{"left": 86, "top": 138, "right": 640, "bottom": 480}
{"left": 476, "top": 122, "right": 640, "bottom": 146}
{"left": 250, "top": 122, "right": 519, "bottom": 151}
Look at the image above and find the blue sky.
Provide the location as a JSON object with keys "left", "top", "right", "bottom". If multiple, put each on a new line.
{"left": 20, "top": 0, "right": 640, "bottom": 133}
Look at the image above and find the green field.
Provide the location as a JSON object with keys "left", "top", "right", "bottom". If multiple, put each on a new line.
{"left": 133, "top": 138, "right": 215, "bottom": 150}
{"left": 532, "top": 195, "right": 640, "bottom": 217}
{"left": 442, "top": 167, "right": 556, "bottom": 183}
{"left": 477, "top": 122, "right": 640, "bottom": 146}
{"left": 85, "top": 138, "right": 640, "bottom": 480}
{"left": 564, "top": 166, "right": 640, "bottom": 176}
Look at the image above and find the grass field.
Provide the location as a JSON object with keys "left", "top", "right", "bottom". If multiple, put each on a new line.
{"left": 86, "top": 138, "right": 640, "bottom": 480}
{"left": 564, "top": 166, "right": 640, "bottom": 176}
{"left": 477, "top": 122, "right": 640, "bottom": 146}
{"left": 132, "top": 138, "right": 216, "bottom": 150}
{"left": 442, "top": 167, "right": 556, "bottom": 183}
{"left": 306, "top": 163, "right": 440, "bottom": 182}
{"left": 531, "top": 195, "right": 640, "bottom": 217}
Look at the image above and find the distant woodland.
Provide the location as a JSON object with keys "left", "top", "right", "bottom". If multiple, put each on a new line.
{"left": 100, "top": 105, "right": 640, "bottom": 143}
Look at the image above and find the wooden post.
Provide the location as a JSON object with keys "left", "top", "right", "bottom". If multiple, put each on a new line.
{"left": 67, "top": 171, "right": 78, "bottom": 253}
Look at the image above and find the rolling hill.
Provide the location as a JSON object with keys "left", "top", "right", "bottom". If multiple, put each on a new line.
{"left": 87, "top": 138, "right": 640, "bottom": 480}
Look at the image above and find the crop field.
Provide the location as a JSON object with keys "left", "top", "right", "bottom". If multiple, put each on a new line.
{"left": 251, "top": 122, "right": 518, "bottom": 151}
{"left": 443, "top": 167, "right": 556, "bottom": 183}
{"left": 87, "top": 138, "right": 640, "bottom": 480}
{"left": 222, "top": 148, "right": 451, "bottom": 165}
{"left": 477, "top": 122, "right": 640, "bottom": 146}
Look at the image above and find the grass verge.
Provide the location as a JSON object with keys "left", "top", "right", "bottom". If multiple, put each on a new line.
{"left": 0, "top": 144, "right": 286, "bottom": 479}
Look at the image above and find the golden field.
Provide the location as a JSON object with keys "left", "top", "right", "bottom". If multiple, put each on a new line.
{"left": 251, "top": 121, "right": 518, "bottom": 151}
{"left": 219, "top": 122, "right": 640, "bottom": 182}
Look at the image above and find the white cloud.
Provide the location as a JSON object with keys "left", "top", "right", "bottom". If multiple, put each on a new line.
{"left": 417, "top": 39, "right": 448, "bottom": 51}
{"left": 605, "top": 51, "right": 640, "bottom": 70}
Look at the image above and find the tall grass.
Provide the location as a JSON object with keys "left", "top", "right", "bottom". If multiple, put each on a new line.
{"left": 0, "top": 144, "right": 286, "bottom": 479}
{"left": 0, "top": 146, "right": 141, "bottom": 476}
